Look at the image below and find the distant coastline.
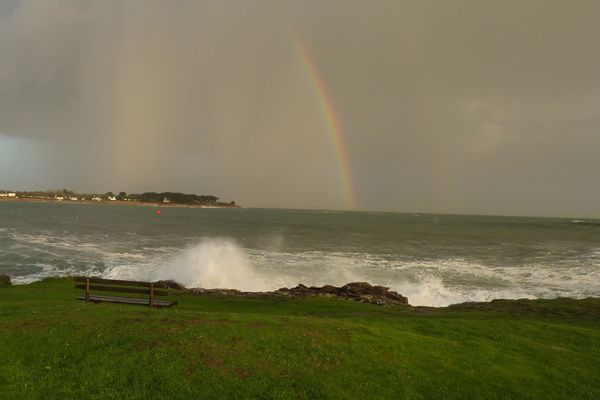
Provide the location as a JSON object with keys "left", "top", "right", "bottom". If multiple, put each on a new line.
{"left": 0, "top": 197, "right": 239, "bottom": 208}
{"left": 0, "top": 189, "right": 240, "bottom": 208}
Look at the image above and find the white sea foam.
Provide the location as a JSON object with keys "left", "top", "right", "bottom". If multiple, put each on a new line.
{"left": 6, "top": 233, "right": 600, "bottom": 307}
{"left": 105, "top": 238, "right": 280, "bottom": 291}
{"left": 5, "top": 206, "right": 600, "bottom": 307}
{"left": 10, "top": 262, "right": 102, "bottom": 284}
{"left": 388, "top": 276, "right": 536, "bottom": 307}
{"left": 103, "top": 240, "right": 599, "bottom": 306}
{"left": 155, "top": 239, "right": 273, "bottom": 290}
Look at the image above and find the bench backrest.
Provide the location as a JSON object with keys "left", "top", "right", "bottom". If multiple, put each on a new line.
{"left": 74, "top": 277, "right": 169, "bottom": 307}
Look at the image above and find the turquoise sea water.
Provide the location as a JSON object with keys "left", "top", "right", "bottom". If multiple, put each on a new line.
{"left": 1, "top": 202, "right": 599, "bottom": 306}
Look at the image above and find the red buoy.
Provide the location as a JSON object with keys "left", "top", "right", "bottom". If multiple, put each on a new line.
{"left": 155, "top": 209, "right": 161, "bottom": 215}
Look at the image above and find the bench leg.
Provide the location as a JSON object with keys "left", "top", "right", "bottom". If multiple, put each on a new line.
{"left": 149, "top": 283, "right": 154, "bottom": 308}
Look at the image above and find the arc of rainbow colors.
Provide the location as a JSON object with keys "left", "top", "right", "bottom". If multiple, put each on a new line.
{"left": 292, "top": 33, "right": 358, "bottom": 210}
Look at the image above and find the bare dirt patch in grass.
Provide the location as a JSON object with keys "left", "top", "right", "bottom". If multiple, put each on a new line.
{"left": 235, "top": 368, "right": 251, "bottom": 378}
{"left": 203, "top": 356, "right": 225, "bottom": 370}
{"left": 17, "top": 319, "right": 55, "bottom": 330}
{"left": 159, "top": 318, "right": 232, "bottom": 327}
{"left": 135, "top": 338, "right": 163, "bottom": 350}
{"left": 246, "top": 321, "right": 273, "bottom": 329}
{"left": 124, "top": 318, "right": 146, "bottom": 323}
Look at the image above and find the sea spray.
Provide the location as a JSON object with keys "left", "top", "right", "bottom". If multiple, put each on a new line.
{"left": 105, "top": 238, "right": 275, "bottom": 291}
{"left": 151, "top": 238, "right": 271, "bottom": 291}
{"left": 388, "top": 276, "right": 535, "bottom": 307}
{"left": 103, "top": 239, "right": 369, "bottom": 293}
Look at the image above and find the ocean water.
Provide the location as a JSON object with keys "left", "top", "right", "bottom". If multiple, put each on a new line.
{"left": 0, "top": 202, "right": 599, "bottom": 306}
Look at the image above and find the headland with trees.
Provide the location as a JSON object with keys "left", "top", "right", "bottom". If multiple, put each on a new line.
{"left": 0, "top": 189, "right": 238, "bottom": 208}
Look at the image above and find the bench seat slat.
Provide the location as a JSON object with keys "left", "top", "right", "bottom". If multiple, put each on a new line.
{"left": 74, "top": 284, "right": 168, "bottom": 296}
{"left": 77, "top": 295, "right": 177, "bottom": 308}
{"left": 74, "top": 277, "right": 169, "bottom": 289}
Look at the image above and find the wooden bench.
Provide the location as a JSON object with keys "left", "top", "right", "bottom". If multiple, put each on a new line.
{"left": 75, "top": 277, "right": 178, "bottom": 308}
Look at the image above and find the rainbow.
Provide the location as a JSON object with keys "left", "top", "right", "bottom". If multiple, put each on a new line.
{"left": 292, "top": 34, "right": 357, "bottom": 210}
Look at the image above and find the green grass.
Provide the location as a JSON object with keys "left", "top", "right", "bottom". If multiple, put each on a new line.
{"left": 1, "top": 278, "right": 599, "bottom": 399}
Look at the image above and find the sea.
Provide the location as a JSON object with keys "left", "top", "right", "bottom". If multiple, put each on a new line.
{"left": 1, "top": 202, "right": 599, "bottom": 307}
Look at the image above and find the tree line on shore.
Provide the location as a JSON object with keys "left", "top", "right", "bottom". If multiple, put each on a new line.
{"left": 2, "top": 189, "right": 237, "bottom": 206}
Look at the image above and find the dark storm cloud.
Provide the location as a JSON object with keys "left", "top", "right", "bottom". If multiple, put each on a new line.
{"left": 0, "top": 0, "right": 599, "bottom": 216}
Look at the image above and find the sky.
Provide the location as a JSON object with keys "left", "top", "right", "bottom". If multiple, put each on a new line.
{"left": 0, "top": 0, "right": 599, "bottom": 217}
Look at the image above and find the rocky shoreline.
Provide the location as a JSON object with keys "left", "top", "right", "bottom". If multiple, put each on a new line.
{"left": 160, "top": 281, "right": 409, "bottom": 306}
{"left": 1, "top": 274, "right": 408, "bottom": 305}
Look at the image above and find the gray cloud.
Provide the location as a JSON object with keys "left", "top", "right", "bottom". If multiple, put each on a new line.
{"left": 0, "top": 0, "right": 599, "bottom": 216}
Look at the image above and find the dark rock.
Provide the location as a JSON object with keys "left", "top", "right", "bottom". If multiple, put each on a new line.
{"left": 188, "top": 288, "right": 245, "bottom": 296}
{"left": 0, "top": 274, "right": 11, "bottom": 285}
{"left": 187, "top": 281, "right": 409, "bottom": 305}
{"left": 336, "top": 282, "right": 408, "bottom": 305}
{"left": 156, "top": 280, "right": 186, "bottom": 290}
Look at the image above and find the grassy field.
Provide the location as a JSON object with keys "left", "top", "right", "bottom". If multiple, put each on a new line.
{"left": 1, "top": 278, "right": 599, "bottom": 399}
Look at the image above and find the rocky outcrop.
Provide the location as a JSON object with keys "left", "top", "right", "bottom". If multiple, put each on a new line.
{"left": 275, "top": 282, "right": 408, "bottom": 305}
{"left": 188, "top": 288, "right": 244, "bottom": 296}
{"left": 156, "top": 280, "right": 187, "bottom": 290}
{"left": 0, "top": 274, "right": 11, "bottom": 285}
{"left": 187, "top": 282, "right": 409, "bottom": 306}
